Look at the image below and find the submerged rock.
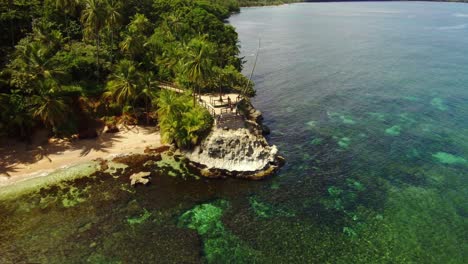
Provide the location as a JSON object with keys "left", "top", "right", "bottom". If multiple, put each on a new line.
{"left": 129, "top": 172, "right": 151, "bottom": 186}
{"left": 178, "top": 200, "right": 261, "bottom": 262}
{"left": 126, "top": 208, "right": 152, "bottom": 225}
{"left": 431, "top": 97, "right": 448, "bottom": 111}
{"left": 385, "top": 125, "right": 402, "bottom": 136}
{"left": 432, "top": 152, "right": 466, "bottom": 165}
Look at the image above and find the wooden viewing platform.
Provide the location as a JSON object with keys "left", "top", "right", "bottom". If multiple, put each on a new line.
{"left": 158, "top": 83, "right": 246, "bottom": 129}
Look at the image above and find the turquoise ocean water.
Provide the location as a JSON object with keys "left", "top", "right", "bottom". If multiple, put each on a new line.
{"left": 1, "top": 2, "right": 467, "bottom": 263}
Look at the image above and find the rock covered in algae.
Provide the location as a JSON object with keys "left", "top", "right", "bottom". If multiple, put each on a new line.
{"left": 178, "top": 200, "right": 228, "bottom": 236}
{"left": 126, "top": 208, "right": 152, "bottom": 225}
{"left": 178, "top": 200, "right": 260, "bottom": 263}
{"left": 249, "top": 196, "right": 295, "bottom": 218}
{"left": 328, "top": 111, "right": 356, "bottom": 124}
{"left": 432, "top": 152, "right": 466, "bottom": 165}
{"left": 385, "top": 125, "right": 402, "bottom": 136}
{"left": 129, "top": 172, "right": 151, "bottom": 186}
{"left": 430, "top": 97, "right": 448, "bottom": 111}
{"left": 338, "top": 137, "right": 351, "bottom": 149}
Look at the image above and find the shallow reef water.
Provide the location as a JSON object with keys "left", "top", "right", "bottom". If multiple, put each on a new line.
{"left": 1, "top": 2, "right": 468, "bottom": 263}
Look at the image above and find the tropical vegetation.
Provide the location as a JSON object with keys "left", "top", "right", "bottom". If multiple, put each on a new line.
{"left": 0, "top": 0, "right": 254, "bottom": 147}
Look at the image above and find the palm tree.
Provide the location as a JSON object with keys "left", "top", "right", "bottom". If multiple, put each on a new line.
{"left": 81, "top": 0, "right": 108, "bottom": 77}
{"left": 156, "top": 90, "right": 184, "bottom": 145}
{"left": 156, "top": 89, "right": 182, "bottom": 121}
{"left": 182, "top": 37, "right": 215, "bottom": 105}
{"left": 163, "top": 13, "right": 185, "bottom": 38}
{"left": 180, "top": 108, "right": 209, "bottom": 147}
{"left": 32, "top": 81, "right": 70, "bottom": 133}
{"left": 120, "top": 13, "right": 150, "bottom": 60}
{"left": 104, "top": 60, "right": 140, "bottom": 105}
{"left": 32, "top": 21, "right": 64, "bottom": 54}
{"left": 55, "top": 0, "right": 80, "bottom": 15}
{"left": 0, "top": 93, "right": 9, "bottom": 113}
{"left": 54, "top": 0, "right": 81, "bottom": 40}
{"left": 156, "top": 90, "right": 211, "bottom": 148}
{"left": 138, "top": 71, "right": 159, "bottom": 125}
{"left": 12, "top": 42, "right": 66, "bottom": 90}
{"left": 120, "top": 35, "right": 144, "bottom": 59}
{"left": 105, "top": 0, "right": 121, "bottom": 53}
{"left": 33, "top": 95, "right": 69, "bottom": 132}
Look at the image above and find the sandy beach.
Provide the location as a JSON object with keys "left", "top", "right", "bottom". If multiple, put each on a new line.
{"left": 0, "top": 126, "right": 161, "bottom": 187}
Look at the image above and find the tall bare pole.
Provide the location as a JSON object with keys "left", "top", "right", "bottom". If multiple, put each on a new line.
{"left": 242, "top": 38, "right": 261, "bottom": 98}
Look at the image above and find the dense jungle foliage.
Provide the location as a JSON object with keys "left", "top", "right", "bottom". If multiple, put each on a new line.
{"left": 0, "top": 0, "right": 253, "bottom": 147}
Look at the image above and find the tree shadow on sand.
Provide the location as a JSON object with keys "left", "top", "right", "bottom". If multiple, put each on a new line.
{"left": 79, "top": 133, "right": 122, "bottom": 157}
{"left": 0, "top": 132, "right": 123, "bottom": 178}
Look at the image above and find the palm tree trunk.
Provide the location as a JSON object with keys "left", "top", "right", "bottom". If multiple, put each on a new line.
{"left": 8, "top": 0, "right": 14, "bottom": 46}
{"left": 193, "top": 87, "right": 197, "bottom": 106}
{"left": 110, "top": 29, "right": 114, "bottom": 62}
{"left": 109, "top": 22, "right": 115, "bottom": 62}
{"left": 145, "top": 97, "right": 149, "bottom": 125}
{"left": 219, "top": 86, "right": 223, "bottom": 102}
{"left": 96, "top": 27, "right": 100, "bottom": 79}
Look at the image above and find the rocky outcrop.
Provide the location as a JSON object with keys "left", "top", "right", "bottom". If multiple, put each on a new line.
{"left": 129, "top": 172, "right": 151, "bottom": 186}
{"left": 184, "top": 100, "right": 284, "bottom": 180}
{"left": 238, "top": 99, "right": 270, "bottom": 136}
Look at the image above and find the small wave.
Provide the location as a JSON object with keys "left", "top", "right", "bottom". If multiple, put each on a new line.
{"left": 453, "top": 13, "right": 468, "bottom": 18}
{"left": 436, "top": 24, "right": 467, "bottom": 30}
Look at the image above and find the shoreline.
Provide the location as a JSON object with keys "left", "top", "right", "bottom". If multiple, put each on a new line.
{"left": 0, "top": 126, "right": 162, "bottom": 188}
{"left": 238, "top": 0, "right": 468, "bottom": 8}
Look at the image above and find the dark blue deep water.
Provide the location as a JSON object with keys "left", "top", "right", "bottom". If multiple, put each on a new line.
{"left": 1, "top": 2, "right": 467, "bottom": 263}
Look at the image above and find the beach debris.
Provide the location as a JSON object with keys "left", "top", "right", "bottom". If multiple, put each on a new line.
{"left": 103, "top": 124, "right": 119, "bottom": 133}
{"left": 129, "top": 172, "right": 151, "bottom": 186}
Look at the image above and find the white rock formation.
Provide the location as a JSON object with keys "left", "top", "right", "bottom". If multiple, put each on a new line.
{"left": 185, "top": 128, "right": 278, "bottom": 172}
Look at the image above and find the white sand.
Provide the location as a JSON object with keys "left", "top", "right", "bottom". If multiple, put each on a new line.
{"left": 0, "top": 126, "right": 161, "bottom": 187}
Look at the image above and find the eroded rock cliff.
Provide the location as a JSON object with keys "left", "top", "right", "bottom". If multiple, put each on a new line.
{"left": 184, "top": 100, "right": 284, "bottom": 180}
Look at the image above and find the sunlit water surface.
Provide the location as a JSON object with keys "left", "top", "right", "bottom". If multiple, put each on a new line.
{"left": 1, "top": 2, "right": 467, "bottom": 263}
